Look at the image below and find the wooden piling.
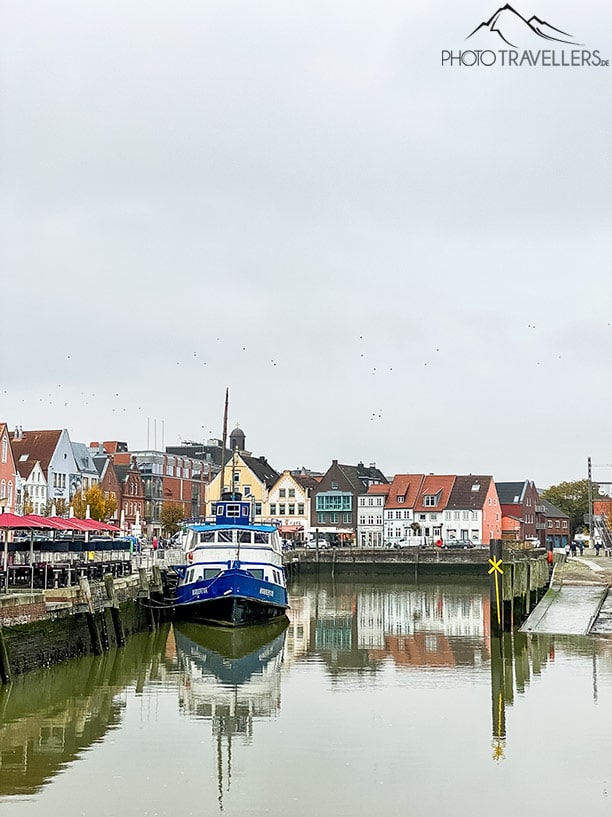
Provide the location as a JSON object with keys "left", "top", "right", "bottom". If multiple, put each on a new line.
{"left": 79, "top": 577, "right": 103, "bottom": 656}
{"left": 139, "top": 568, "right": 156, "bottom": 631}
{"left": 0, "top": 626, "right": 12, "bottom": 685}
{"left": 104, "top": 574, "right": 125, "bottom": 647}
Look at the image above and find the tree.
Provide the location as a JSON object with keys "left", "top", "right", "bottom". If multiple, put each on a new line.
{"left": 43, "top": 498, "right": 70, "bottom": 517}
{"left": 160, "top": 502, "right": 186, "bottom": 537}
{"left": 23, "top": 495, "right": 34, "bottom": 515}
{"left": 541, "top": 479, "right": 598, "bottom": 534}
{"left": 71, "top": 486, "right": 117, "bottom": 521}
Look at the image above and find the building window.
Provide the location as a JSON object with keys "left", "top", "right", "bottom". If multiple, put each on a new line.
{"left": 279, "top": 504, "right": 285, "bottom": 515}
{"left": 555, "top": 520, "right": 560, "bottom": 528}
{"left": 562, "top": 521, "right": 568, "bottom": 528}
{"left": 254, "top": 502, "right": 262, "bottom": 515}
{"left": 1, "top": 435, "right": 6, "bottom": 463}
{"left": 423, "top": 495, "right": 437, "bottom": 507}
{"left": 331, "top": 481, "right": 338, "bottom": 490}
{"left": 298, "top": 503, "right": 304, "bottom": 515}
{"left": 279, "top": 488, "right": 286, "bottom": 498}
{"left": 317, "top": 512, "right": 325, "bottom": 524}
{"left": 547, "top": 520, "right": 553, "bottom": 528}
{"left": 270, "top": 503, "right": 276, "bottom": 515}
{"left": 288, "top": 504, "right": 295, "bottom": 515}
{"left": 243, "top": 485, "right": 251, "bottom": 497}
{"left": 288, "top": 488, "right": 295, "bottom": 498}
{"left": 343, "top": 513, "right": 351, "bottom": 524}
{"left": 330, "top": 513, "right": 338, "bottom": 523}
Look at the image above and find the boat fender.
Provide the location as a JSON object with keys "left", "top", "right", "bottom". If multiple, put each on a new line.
{"left": 187, "top": 551, "right": 194, "bottom": 562}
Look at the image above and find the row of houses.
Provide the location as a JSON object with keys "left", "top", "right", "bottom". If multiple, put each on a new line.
{"left": 0, "top": 422, "right": 571, "bottom": 548}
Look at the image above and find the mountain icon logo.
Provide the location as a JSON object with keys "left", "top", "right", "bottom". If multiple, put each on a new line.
{"left": 467, "top": 4, "right": 582, "bottom": 48}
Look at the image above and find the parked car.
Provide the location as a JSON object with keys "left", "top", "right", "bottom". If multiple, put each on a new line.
{"left": 443, "top": 539, "right": 475, "bottom": 549}
{"left": 305, "top": 537, "right": 330, "bottom": 549}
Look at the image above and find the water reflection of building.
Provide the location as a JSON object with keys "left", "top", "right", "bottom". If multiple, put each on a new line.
{"left": 285, "top": 594, "right": 313, "bottom": 661}
{"left": 288, "top": 582, "right": 489, "bottom": 671}
{"left": 0, "top": 627, "right": 170, "bottom": 796}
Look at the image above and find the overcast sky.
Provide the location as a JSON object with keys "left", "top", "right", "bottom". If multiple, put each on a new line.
{"left": 1, "top": 0, "right": 611, "bottom": 488}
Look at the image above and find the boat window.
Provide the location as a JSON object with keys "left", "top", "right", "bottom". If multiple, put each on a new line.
{"left": 249, "top": 569, "right": 264, "bottom": 579}
{"left": 199, "top": 531, "right": 215, "bottom": 543}
{"left": 187, "top": 568, "right": 195, "bottom": 583}
{"left": 226, "top": 503, "right": 240, "bottom": 517}
{"left": 254, "top": 532, "right": 269, "bottom": 544}
{"left": 273, "top": 570, "right": 279, "bottom": 584}
{"left": 238, "top": 531, "right": 252, "bottom": 544}
{"left": 218, "top": 530, "right": 233, "bottom": 543}
{"left": 204, "top": 569, "right": 220, "bottom": 579}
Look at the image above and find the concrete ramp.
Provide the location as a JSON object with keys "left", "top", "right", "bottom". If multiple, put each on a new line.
{"left": 520, "top": 585, "right": 609, "bottom": 635}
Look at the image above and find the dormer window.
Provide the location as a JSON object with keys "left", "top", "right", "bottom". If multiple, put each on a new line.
{"left": 423, "top": 494, "right": 438, "bottom": 507}
{"left": 331, "top": 481, "right": 338, "bottom": 490}
{"left": 471, "top": 483, "right": 480, "bottom": 492}
{"left": 397, "top": 496, "right": 404, "bottom": 503}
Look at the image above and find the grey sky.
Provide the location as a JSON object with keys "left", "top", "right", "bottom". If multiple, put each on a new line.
{"left": 1, "top": 0, "right": 611, "bottom": 487}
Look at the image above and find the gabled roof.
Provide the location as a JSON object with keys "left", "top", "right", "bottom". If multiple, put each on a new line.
{"left": 413, "top": 475, "right": 456, "bottom": 512}
{"left": 336, "top": 462, "right": 388, "bottom": 492}
{"left": 293, "top": 473, "right": 320, "bottom": 492}
{"left": 71, "top": 442, "right": 98, "bottom": 475}
{"left": 384, "top": 474, "right": 425, "bottom": 509}
{"left": 538, "top": 498, "right": 569, "bottom": 519}
{"left": 15, "top": 458, "right": 41, "bottom": 481}
{"left": 92, "top": 455, "right": 111, "bottom": 480}
{"left": 447, "top": 475, "right": 494, "bottom": 510}
{"left": 113, "top": 464, "right": 130, "bottom": 485}
{"left": 495, "top": 481, "right": 528, "bottom": 504}
{"left": 366, "top": 483, "right": 392, "bottom": 495}
{"left": 9, "top": 429, "right": 62, "bottom": 473}
{"left": 241, "top": 455, "right": 280, "bottom": 488}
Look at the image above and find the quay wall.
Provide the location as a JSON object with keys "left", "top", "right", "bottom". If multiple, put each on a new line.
{"left": 0, "top": 572, "right": 164, "bottom": 683}
{"left": 284, "top": 547, "right": 493, "bottom": 577}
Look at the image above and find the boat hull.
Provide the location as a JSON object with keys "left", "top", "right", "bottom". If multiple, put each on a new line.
{"left": 173, "top": 568, "right": 289, "bottom": 627}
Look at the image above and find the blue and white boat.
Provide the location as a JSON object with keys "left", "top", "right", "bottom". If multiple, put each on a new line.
{"left": 170, "top": 494, "right": 289, "bottom": 626}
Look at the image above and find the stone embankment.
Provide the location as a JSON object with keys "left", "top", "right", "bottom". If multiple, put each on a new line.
{"left": 0, "top": 567, "right": 168, "bottom": 683}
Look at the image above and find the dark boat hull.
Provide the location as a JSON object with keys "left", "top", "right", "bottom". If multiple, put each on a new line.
{"left": 175, "top": 594, "right": 288, "bottom": 627}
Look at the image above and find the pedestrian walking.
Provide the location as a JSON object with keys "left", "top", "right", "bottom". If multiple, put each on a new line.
{"left": 594, "top": 540, "right": 601, "bottom": 556}
{"left": 578, "top": 539, "right": 584, "bottom": 556}
{"left": 570, "top": 540, "right": 577, "bottom": 557}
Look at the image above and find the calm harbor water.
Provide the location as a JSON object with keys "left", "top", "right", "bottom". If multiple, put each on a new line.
{"left": 1, "top": 576, "right": 611, "bottom": 817}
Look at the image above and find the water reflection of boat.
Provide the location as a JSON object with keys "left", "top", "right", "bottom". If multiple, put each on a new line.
{"left": 174, "top": 619, "right": 288, "bottom": 809}
{"left": 174, "top": 617, "right": 288, "bottom": 690}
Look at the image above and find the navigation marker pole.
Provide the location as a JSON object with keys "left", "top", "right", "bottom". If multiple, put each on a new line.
{"left": 489, "top": 555, "right": 504, "bottom": 627}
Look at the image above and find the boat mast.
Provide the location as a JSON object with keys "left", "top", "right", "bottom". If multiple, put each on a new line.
{"left": 220, "top": 387, "right": 229, "bottom": 495}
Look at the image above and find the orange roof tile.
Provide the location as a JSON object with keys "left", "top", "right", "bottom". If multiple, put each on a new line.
{"left": 413, "top": 475, "right": 457, "bottom": 512}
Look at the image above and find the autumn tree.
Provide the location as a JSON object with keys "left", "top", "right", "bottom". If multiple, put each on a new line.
{"left": 71, "top": 486, "right": 117, "bottom": 521}
{"left": 43, "top": 498, "right": 70, "bottom": 517}
{"left": 540, "top": 479, "right": 598, "bottom": 534}
{"left": 160, "top": 502, "right": 186, "bottom": 536}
